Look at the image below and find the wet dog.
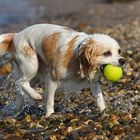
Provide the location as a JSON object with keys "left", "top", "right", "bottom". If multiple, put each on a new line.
{"left": 0, "top": 24, "right": 125, "bottom": 116}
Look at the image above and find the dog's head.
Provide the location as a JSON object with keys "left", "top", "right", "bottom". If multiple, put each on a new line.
{"left": 78, "top": 34, "right": 126, "bottom": 80}
{"left": 0, "top": 33, "right": 14, "bottom": 57}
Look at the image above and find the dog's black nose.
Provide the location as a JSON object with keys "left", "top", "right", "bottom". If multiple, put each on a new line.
{"left": 119, "top": 58, "right": 126, "bottom": 66}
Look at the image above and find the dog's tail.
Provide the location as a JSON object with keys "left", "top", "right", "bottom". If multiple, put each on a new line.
{"left": 0, "top": 33, "right": 15, "bottom": 57}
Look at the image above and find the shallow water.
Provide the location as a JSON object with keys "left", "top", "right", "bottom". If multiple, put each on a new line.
{"left": 0, "top": 0, "right": 38, "bottom": 26}
{"left": 0, "top": 0, "right": 80, "bottom": 26}
{"left": 0, "top": 0, "right": 140, "bottom": 29}
{"left": 0, "top": 0, "right": 105, "bottom": 26}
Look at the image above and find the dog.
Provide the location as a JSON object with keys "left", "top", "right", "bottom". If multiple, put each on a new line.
{"left": 0, "top": 24, "right": 125, "bottom": 117}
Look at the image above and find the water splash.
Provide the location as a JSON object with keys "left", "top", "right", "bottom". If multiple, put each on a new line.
{"left": 0, "top": 54, "right": 27, "bottom": 117}
{"left": 0, "top": 61, "right": 19, "bottom": 90}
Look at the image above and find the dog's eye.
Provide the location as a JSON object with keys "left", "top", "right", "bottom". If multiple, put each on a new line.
{"left": 103, "top": 51, "right": 111, "bottom": 56}
{"left": 118, "top": 49, "right": 121, "bottom": 54}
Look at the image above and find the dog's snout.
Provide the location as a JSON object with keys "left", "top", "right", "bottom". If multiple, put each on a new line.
{"left": 119, "top": 58, "right": 126, "bottom": 66}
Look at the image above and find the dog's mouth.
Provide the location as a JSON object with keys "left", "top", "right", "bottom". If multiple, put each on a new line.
{"left": 100, "top": 64, "right": 107, "bottom": 73}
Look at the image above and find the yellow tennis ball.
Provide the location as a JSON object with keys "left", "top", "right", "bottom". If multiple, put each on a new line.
{"left": 103, "top": 64, "right": 123, "bottom": 82}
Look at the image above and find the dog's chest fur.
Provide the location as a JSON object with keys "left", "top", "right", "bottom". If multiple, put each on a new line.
{"left": 58, "top": 76, "right": 90, "bottom": 92}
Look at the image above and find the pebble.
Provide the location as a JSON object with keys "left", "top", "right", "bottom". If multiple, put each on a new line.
{"left": 133, "top": 136, "right": 140, "bottom": 140}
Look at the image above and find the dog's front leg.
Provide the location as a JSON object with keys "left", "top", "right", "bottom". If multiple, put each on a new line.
{"left": 45, "top": 79, "right": 58, "bottom": 117}
{"left": 90, "top": 82, "right": 106, "bottom": 113}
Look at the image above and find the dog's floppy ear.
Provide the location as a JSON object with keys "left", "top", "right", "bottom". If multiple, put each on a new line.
{"left": 78, "top": 40, "right": 97, "bottom": 80}
{"left": 0, "top": 33, "right": 14, "bottom": 56}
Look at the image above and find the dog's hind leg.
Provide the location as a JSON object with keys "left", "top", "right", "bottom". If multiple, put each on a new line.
{"left": 15, "top": 46, "right": 42, "bottom": 100}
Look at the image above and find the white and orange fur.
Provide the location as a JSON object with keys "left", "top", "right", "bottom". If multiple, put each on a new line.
{"left": 0, "top": 24, "right": 125, "bottom": 116}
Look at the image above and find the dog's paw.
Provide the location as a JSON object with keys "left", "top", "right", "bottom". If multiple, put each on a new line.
{"left": 99, "top": 108, "right": 109, "bottom": 118}
{"left": 45, "top": 109, "right": 54, "bottom": 118}
{"left": 31, "top": 93, "right": 42, "bottom": 100}
{"left": 98, "top": 103, "right": 106, "bottom": 114}
{"left": 33, "top": 94, "right": 43, "bottom": 100}
{"left": 45, "top": 112, "right": 53, "bottom": 118}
